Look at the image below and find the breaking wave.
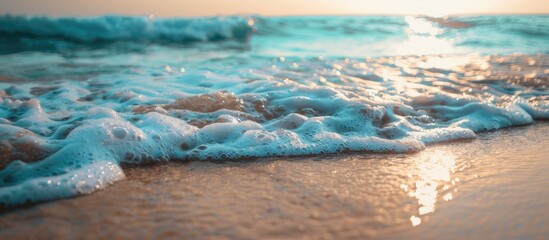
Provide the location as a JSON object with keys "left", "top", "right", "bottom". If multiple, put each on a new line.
{"left": 0, "top": 15, "right": 254, "bottom": 43}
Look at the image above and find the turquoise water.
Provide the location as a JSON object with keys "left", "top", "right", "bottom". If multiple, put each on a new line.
{"left": 0, "top": 15, "right": 548, "bottom": 206}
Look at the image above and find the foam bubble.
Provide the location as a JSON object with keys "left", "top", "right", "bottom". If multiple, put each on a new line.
{"left": 0, "top": 53, "right": 547, "bottom": 207}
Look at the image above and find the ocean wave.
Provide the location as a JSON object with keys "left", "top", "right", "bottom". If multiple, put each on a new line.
{"left": 0, "top": 13, "right": 548, "bottom": 208}
{"left": 1, "top": 15, "right": 548, "bottom": 57}
{"left": 0, "top": 53, "right": 547, "bottom": 206}
{"left": 0, "top": 15, "right": 254, "bottom": 43}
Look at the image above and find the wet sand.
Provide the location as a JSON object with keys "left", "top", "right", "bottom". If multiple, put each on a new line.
{"left": 0, "top": 122, "right": 548, "bottom": 239}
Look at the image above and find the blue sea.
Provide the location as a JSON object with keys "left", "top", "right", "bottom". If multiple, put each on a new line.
{"left": 0, "top": 14, "right": 548, "bottom": 206}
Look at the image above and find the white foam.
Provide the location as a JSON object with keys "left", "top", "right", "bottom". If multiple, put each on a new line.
{"left": 0, "top": 54, "right": 547, "bottom": 206}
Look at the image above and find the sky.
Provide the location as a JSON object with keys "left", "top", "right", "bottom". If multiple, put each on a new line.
{"left": 0, "top": 0, "right": 548, "bottom": 17}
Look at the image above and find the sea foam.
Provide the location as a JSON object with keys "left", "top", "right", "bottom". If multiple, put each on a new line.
{"left": 0, "top": 14, "right": 548, "bottom": 207}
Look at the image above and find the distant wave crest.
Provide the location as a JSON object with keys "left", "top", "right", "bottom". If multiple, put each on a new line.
{"left": 0, "top": 15, "right": 254, "bottom": 43}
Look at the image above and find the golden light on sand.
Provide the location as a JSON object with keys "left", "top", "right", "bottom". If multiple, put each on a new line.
{"left": 405, "top": 150, "right": 458, "bottom": 226}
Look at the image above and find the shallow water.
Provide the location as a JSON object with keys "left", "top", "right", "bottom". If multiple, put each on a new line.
{"left": 0, "top": 14, "right": 548, "bottom": 206}
{"left": 0, "top": 122, "right": 547, "bottom": 239}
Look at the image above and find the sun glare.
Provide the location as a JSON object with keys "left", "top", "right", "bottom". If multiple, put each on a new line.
{"left": 394, "top": 16, "right": 457, "bottom": 56}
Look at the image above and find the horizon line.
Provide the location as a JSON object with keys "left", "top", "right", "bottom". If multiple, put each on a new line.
{"left": 1, "top": 12, "right": 548, "bottom": 18}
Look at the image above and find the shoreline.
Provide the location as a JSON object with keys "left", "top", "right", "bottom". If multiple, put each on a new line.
{"left": 0, "top": 122, "right": 548, "bottom": 239}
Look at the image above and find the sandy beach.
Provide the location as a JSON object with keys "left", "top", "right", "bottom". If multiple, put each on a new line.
{"left": 0, "top": 122, "right": 547, "bottom": 239}
{"left": 0, "top": 2, "right": 548, "bottom": 239}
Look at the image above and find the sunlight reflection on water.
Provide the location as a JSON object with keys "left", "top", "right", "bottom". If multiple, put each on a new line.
{"left": 396, "top": 16, "right": 458, "bottom": 55}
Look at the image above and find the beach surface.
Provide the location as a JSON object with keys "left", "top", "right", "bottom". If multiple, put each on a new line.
{"left": 1, "top": 15, "right": 548, "bottom": 207}
{"left": 1, "top": 122, "right": 547, "bottom": 239}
